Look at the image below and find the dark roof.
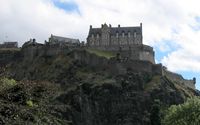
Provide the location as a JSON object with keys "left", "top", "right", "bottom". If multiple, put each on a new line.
{"left": 89, "top": 26, "right": 142, "bottom": 36}
{"left": 3, "top": 42, "right": 18, "bottom": 44}
{"left": 51, "top": 35, "right": 80, "bottom": 43}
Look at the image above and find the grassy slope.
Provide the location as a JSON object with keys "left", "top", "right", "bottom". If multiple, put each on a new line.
{"left": 86, "top": 48, "right": 115, "bottom": 59}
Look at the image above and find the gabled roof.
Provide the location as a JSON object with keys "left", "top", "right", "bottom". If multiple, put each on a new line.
{"left": 51, "top": 35, "right": 80, "bottom": 43}
{"left": 88, "top": 26, "right": 142, "bottom": 36}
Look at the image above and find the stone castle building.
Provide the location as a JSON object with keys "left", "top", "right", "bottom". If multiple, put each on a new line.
{"left": 0, "top": 42, "right": 18, "bottom": 48}
{"left": 87, "top": 23, "right": 155, "bottom": 64}
{"left": 86, "top": 23, "right": 195, "bottom": 89}
{"left": 49, "top": 34, "right": 80, "bottom": 46}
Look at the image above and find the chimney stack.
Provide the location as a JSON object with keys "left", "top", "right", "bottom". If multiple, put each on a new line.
{"left": 140, "top": 23, "right": 142, "bottom": 30}
{"left": 118, "top": 24, "right": 120, "bottom": 28}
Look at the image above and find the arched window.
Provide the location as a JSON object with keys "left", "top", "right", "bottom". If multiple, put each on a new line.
{"left": 97, "top": 34, "right": 99, "bottom": 38}
{"left": 91, "top": 34, "right": 94, "bottom": 38}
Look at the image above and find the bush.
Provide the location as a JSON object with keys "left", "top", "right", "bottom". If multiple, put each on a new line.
{"left": 162, "top": 97, "right": 200, "bottom": 125}
{"left": 26, "top": 100, "right": 34, "bottom": 107}
{"left": 0, "top": 77, "right": 17, "bottom": 91}
{"left": 150, "top": 99, "right": 161, "bottom": 125}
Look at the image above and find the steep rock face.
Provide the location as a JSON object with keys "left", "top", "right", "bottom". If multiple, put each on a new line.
{"left": 57, "top": 72, "right": 198, "bottom": 125}
{"left": 0, "top": 49, "right": 20, "bottom": 67}
{"left": 0, "top": 46, "right": 199, "bottom": 125}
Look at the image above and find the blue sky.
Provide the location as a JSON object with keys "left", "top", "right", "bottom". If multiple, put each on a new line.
{"left": 52, "top": 0, "right": 80, "bottom": 13}
{"left": 1, "top": 0, "right": 200, "bottom": 90}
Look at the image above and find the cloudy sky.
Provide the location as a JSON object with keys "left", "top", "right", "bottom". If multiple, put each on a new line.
{"left": 1, "top": 0, "right": 200, "bottom": 89}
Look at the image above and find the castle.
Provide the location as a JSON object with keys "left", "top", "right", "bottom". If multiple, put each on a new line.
{"left": 0, "top": 42, "right": 18, "bottom": 48}
{"left": 86, "top": 23, "right": 195, "bottom": 89}
{"left": 87, "top": 23, "right": 155, "bottom": 64}
{"left": 49, "top": 34, "right": 80, "bottom": 46}
{"left": 0, "top": 24, "right": 196, "bottom": 90}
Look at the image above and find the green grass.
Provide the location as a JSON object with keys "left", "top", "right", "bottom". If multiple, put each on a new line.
{"left": 144, "top": 75, "right": 161, "bottom": 91}
{"left": 86, "top": 49, "right": 115, "bottom": 59}
{"left": 0, "top": 48, "right": 20, "bottom": 51}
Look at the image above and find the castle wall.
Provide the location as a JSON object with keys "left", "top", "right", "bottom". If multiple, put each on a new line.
{"left": 163, "top": 70, "right": 195, "bottom": 89}
{"left": 88, "top": 32, "right": 142, "bottom": 47}
{"left": 73, "top": 50, "right": 162, "bottom": 76}
{"left": 73, "top": 50, "right": 195, "bottom": 90}
{"left": 21, "top": 42, "right": 79, "bottom": 62}
{"left": 119, "top": 35, "right": 128, "bottom": 45}
{"left": 85, "top": 44, "right": 155, "bottom": 64}
{"left": 112, "top": 60, "right": 153, "bottom": 75}
{"left": 87, "top": 24, "right": 143, "bottom": 47}
{"left": 101, "top": 25, "right": 110, "bottom": 46}
{"left": 0, "top": 49, "right": 20, "bottom": 67}
{"left": 152, "top": 64, "right": 163, "bottom": 75}
{"left": 110, "top": 36, "right": 119, "bottom": 46}
{"left": 139, "top": 45, "right": 155, "bottom": 64}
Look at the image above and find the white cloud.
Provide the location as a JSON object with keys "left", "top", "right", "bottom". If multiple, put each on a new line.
{"left": 1, "top": 0, "right": 200, "bottom": 73}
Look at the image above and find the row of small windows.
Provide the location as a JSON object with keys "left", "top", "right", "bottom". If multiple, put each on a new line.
{"left": 91, "top": 32, "right": 137, "bottom": 38}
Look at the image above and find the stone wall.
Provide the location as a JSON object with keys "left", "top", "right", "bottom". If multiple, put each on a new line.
{"left": 73, "top": 49, "right": 161, "bottom": 76}
{"left": 163, "top": 69, "right": 195, "bottom": 89}
{"left": 73, "top": 49, "right": 196, "bottom": 90}
{"left": 0, "top": 42, "right": 18, "bottom": 48}
{"left": 86, "top": 44, "right": 155, "bottom": 64}
{"left": 21, "top": 41, "right": 80, "bottom": 62}
{"left": 87, "top": 24, "right": 142, "bottom": 47}
{"left": 0, "top": 49, "right": 20, "bottom": 67}
{"left": 88, "top": 33, "right": 142, "bottom": 47}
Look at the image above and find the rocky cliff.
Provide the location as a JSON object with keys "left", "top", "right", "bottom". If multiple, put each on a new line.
{"left": 0, "top": 45, "right": 199, "bottom": 125}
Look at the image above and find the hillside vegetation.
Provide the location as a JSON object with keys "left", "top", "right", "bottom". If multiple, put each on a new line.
{"left": 0, "top": 47, "right": 199, "bottom": 125}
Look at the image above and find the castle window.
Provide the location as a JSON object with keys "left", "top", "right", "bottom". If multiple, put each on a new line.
{"left": 128, "top": 32, "right": 131, "bottom": 38}
{"left": 116, "top": 32, "right": 119, "bottom": 38}
{"left": 146, "top": 51, "right": 150, "bottom": 55}
{"left": 134, "top": 31, "right": 136, "bottom": 38}
{"left": 91, "top": 34, "right": 94, "bottom": 38}
{"left": 122, "top": 32, "right": 125, "bottom": 37}
{"left": 97, "top": 34, "right": 99, "bottom": 38}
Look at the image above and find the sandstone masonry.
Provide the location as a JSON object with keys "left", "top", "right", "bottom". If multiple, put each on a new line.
{"left": 87, "top": 23, "right": 155, "bottom": 64}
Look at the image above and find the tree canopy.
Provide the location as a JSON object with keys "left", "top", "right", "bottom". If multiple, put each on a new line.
{"left": 163, "top": 97, "right": 200, "bottom": 125}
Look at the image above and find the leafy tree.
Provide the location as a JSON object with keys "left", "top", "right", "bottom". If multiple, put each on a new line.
{"left": 163, "top": 97, "right": 200, "bottom": 125}
{"left": 150, "top": 99, "right": 161, "bottom": 125}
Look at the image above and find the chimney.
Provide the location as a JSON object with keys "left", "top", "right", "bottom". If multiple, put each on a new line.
{"left": 140, "top": 23, "right": 142, "bottom": 30}
{"left": 140, "top": 23, "right": 143, "bottom": 43}
{"left": 101, "top": 24, "right": 104, "bottom": 28}
{"left": 118, "top": 24, "right": 120, "bottom": 28}
{"left": 109, "top": 24, "right": 112, "bottom": 28}
{"left": 90, "top": 25, "right": 92, "bottom": 29}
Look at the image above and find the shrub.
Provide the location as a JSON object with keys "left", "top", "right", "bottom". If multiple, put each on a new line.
{"left": 0, "top": 77, "right": 17, "bottom": 91}
{"left": 26, "top": 100, "right": 34, "bottom": 107}
{"left": 162, "top": 97, "right": 200, "bottom": 125}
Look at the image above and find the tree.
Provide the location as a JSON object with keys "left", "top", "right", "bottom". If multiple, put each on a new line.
{"left": 150, "top": 99, "right": 161, "bottom": 125}
{"left": 163, "top": 97, "right": 200, "bottom": 125}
